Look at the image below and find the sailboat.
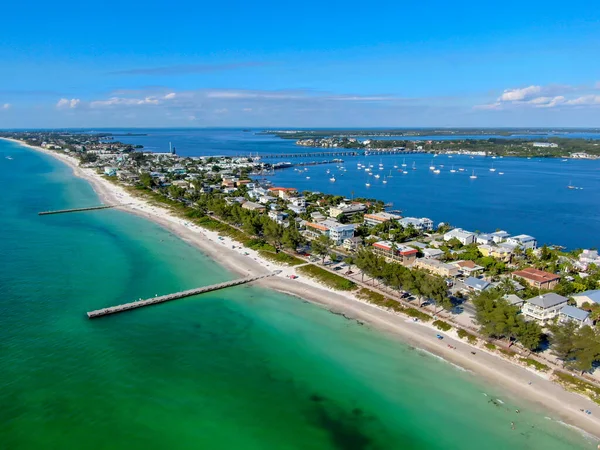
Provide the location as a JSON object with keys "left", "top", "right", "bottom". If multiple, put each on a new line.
{"left": 388, "top": 169, "right": 394, "bottom": 178}
{"left": 458, "top": 168, "right": 465, "bottom": 172}
{"left": 393, "top": 161, "right": 398, "bottom": 169}
{"left": 382, "top": 176, "right": 388, "bottom": 184}
{"left": 402, "top": 170, "right": 408, "bottom": 174}
{"left": 450, "top": 165, "right": 456, "bottom": 173}
{"left": 429, "top": 160, "right": 435, "bottom": 170}
{"left": 374, "top": 174, "right": 380, "bottom": 179}
{"left": 489, "top": 163, "right": 496, "bottom": 172}
{"left": 433, "top": 169, "right": 441, "bottom": 174}
{"left": 567, "top": 180, "right": 576, "bottom": 189}
{"left": 402, "top": 158, "right": 407, "bottom": 167}
{"left": 469, "top": 170, "right": 477, "bottom": 179}
{"left": 330, "top": 175, "right": 336, "bottom": 182}
{"left": 412, "top": 161, "right": 417, "bottom": 170}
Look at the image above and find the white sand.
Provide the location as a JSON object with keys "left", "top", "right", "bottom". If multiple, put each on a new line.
{"left": 6, "top": 137, "right": 600, "bottom": 439}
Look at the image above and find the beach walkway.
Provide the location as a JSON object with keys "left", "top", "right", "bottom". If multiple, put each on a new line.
{"left": 87, "top": 270, "right": 281, "bottom": 318}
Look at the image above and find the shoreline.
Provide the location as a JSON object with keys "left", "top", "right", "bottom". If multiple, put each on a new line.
{"left": 5, "top": 137, "right": 600, "bottom": 440}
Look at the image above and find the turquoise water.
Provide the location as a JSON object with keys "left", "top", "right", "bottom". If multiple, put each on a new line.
{"left": 0, "top": 140, "right": 596, "bottom": 449}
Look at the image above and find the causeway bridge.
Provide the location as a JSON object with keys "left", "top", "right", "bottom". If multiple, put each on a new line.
{"left": 87, "top": 271, "right": 280, "bottom": 319}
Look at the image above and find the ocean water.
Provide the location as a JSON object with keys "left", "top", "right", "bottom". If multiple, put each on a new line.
{"left": 107, "top": 128, "right": 599, "bottom": 248}
{"left": 0, "top": 139, "right": 597, "bottom": 449}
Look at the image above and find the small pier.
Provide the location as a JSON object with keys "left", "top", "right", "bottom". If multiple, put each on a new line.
{"left": 87, "top": 271, "right": 281, "bottom": 319}
{"left": 39, "top": 205, "right": 118, "bottom": 216}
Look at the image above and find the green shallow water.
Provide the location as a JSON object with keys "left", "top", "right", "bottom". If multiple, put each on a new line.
{"left": 0, "top": 140, "right": 596, "bottom": 449}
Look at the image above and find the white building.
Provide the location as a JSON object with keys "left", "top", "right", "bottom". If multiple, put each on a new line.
{"left": 268, "top": 210, "right": 289, "bottom": 225}
{"left": 398, "top": 217, "right": 433, "bottom": 232}
{"left": 490, "top": 230, "right": 510, "bottom": 243}
{"left": 558, "top": 305, "right": 592, "bottom": 327}
{"left": 507, "top": 234, "right": 537, "bottom": 249}
{"left": 363, "top": 212, "right": 403, "bottom": 227}
{"left": 305, "top": 220, "right": 355, "bottom": 245}
{"left": 443, "top": 228, "right": 475, "bottom": 245}
{"left": 522, "top": 293, "right": 568, "bottom": 323}
{"left": 532, "top": 142, "right": 558, "bottom": 148}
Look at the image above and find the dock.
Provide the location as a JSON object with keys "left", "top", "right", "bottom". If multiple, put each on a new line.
{"left": 259, "top": 149, "right": 421, "bottom": 159}
{"left": 87, "top": 271, "right": 281, "bottom": 318}
{"left": 39, "top": 205, "right": 119, "bottom": 215}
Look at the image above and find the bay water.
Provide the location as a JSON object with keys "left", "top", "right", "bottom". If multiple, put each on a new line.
{"left": 0, "top": 139, "right": 596, "bottom": 449}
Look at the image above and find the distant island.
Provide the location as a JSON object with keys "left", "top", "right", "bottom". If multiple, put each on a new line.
{"left": 260, "top": 129, "right": 600, "bottom": 159}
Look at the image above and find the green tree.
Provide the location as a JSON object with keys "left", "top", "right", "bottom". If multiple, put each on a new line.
{"left": 139, "top": 172, "right": 154, "bottom": 188}
{"left": 311, "top": 235, "right": 333, "bottom": 264}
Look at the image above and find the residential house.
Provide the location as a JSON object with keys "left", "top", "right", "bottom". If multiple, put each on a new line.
{"left": 558, "top": 305, "right": 592, "bottom": 327}
{"left": 241, "top": 201, "right": 266, "bottom": 213}
{"left": 268, "top": 211, "right": 289, "bottom": 225}
{"left": 414, "top": 258, "right": 460, "bottom": 278}
{"left": 363, "top": 212, "right": 403, "bottom": 227}
{"left": 478, "top": 244, "right": 512, "bottom": 262}
{"left": 507, "top": 234, "right": 537, "bottom": 249}
{"left": 343, "top": 236, "right": 363, "bottom": 252}
{"left": 463, "top": 277, "right": 491, "bottom": 292}
{"left": 503, "top": 294, "right": 525, "bottom": 307}
{"left": 372, "top": 241, "right": 419, "bottom": 266}
{"left": 305, "top": 220, "right": 355, "bottom": 245}
{"left": 269, "top": 187, "right": 298, "bottom": 199}
{"left": 422, "top": 248, "right": 444, "bottom": 259}
{"left": 512, "top": 268, "right": 560, "bottom": 290}
{"left": 575, "top": 249, "right": 600, "bottom": 271}
{"left": 329, "top": 203, "right": 366, "bottom": 219}
{"left": 310, "top": 212, "right": 327, "bottom": 222}
{"left": 104, "top": 166, "right": 117, "bottom": 176}
{"left": 490, "top": 230, "right": 510, "bottom": 243}
{"left": 475, "top": 234, "right": 494, "bottom": 245}
{"left": 398, "top": 217, "right": 434, "bottom": 232}
{"left": 452, "top": 260, "right": 484, "bottom": 277}
{"left": 443, "top": 228, "right": 475, "bottom": 245}
{"left": 522, "top": 293, "right": 568, "bottom": 323}
{"left": 571, "top": 290, "right": 600, "bottom": 307}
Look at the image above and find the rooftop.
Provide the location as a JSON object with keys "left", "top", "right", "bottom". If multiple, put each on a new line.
{"left": 464, "top": 277, "right": 490, "bottom": 291}
{"left": 572, "top": 289, "right": 600, "bottom": 304}
{"left": 512, "top": 267, "right": 560, "bottom": 283}
{"left": 560, "top": 305, "right": 590, "bottom": 322}
{"left": 526, "top": 293, "right": 568, "bottom": 308}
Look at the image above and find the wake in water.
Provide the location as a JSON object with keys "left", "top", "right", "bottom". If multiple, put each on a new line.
{"left": 416, "top": 348, "right": 472, "bottom": 373}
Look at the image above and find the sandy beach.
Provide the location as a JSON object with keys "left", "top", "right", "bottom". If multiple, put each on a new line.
{"left": 5, "top": 137, "right": 600, "bottom": 440}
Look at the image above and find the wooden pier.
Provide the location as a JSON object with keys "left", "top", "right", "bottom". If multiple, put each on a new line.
{"left": 39, "top": 205, "right": 118, "bottom": 216}
{"left": 86, "top": 271, "right": 281, "bottom": 319}
{"left": 259, "top": 149, "right": 421, "bottom": 159}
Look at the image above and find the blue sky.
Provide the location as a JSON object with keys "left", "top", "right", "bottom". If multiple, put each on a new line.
{"left": 1, "top": 0, "right": 599, "bottom": 128}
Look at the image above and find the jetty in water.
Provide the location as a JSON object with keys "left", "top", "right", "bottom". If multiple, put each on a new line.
{"left": 39, "top": 205, "right": 120, "bottom": 215}
{"left": 87, "top": 271, "right": 281, "bottom": 319}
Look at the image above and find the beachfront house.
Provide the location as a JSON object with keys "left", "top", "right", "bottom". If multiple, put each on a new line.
{"left": 511, "top": 268, "right": 560, "bottom": 290}
{"left": 506, "top": 234, "right": 537, "bottom": 249}
{"left": 372, "top": 241, "right": 418, "bottom": 266}
{"left": 490, "top": 230, "right": 510, "bottom": 243}
{"left": 522, "top": 293, "right": 568, "bottom": 323}
{"left": 558, "top": 305, "right": 592, "bottom": 327}
{"left": 478, "top": 244, "right": 512, "bottom": 262}
{"left": 475, "top": 234, "right": 494, "bottom": 245}
{"left": 443, "top": 228, "right": 476, "bottom": 246}
{"left": 242, "top": 201, "right": 266, "bottom": 213}
{"left": 398, "top": 217, "right": 434, "bottom": 232}
{"left": 363, "top": 212, "right": 403, "bottom": 227}
{"left": 329, "top": 203, "right": 366, "bottom": 219}
{"left": 571, "top": 290, "right": 600, "bottom": 307}
{"left": 575, "top": 250, "right": 600, "bottom": 271}
{"left": 268, "top": 210, "right": 289, "bottom": 225}
{"left": 503, "top": 294, "right": 525, "bottom": 307}
{"left": 305, "top": 220, "right": 355, "bottom": 245}
{"left": 343, "top": 236, "right": 363, "bottom": 252}
{"left": 413, "top": 258, "right": 459, "bottom": 278}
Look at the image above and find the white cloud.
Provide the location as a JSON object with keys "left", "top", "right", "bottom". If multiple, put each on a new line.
{"left": 163, "top": 92, "right": 176, "bottom": 100}
{"left": 2, "top": 103, "right": 10, "bottom": 110}
{"left": 473, "top": 102, "right": 502, "bottom": 110}
{"left": 595, "top": 81, "right": 600, "bottom": 90}
{"left": 89, "top": 93, "right": 179, "bottom": 108}
{"left": 214, "top": 108, "right": 229, "bottom": 114}
{"left": 526, "top": 96, "right": 566, "bottom": 108}
{"left": 56, "top": 98, "right": 80, "bottom": 109}
{"left": 564, "top": 95, "right": 600, "bottom": 106}
{"left": 499, "top": 85, "right": 542, "bottom": 102}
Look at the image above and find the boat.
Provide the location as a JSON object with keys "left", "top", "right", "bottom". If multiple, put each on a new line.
{"left": 326, "top": 169, "right": 330, "bottom": 174}
{"left": 561, "top": 159, "right": 568, "bottom": 162}
{"left": 402, "top": 170, "right": 408, "bottom": 174}
{"left": 499, "top": 172, "right": 504, "bottom": 175}
{"left": 402, "top": 158, "right": 407, "bottom": 167}
{"left": 382, "top": 176, "right": 388, "bottom": 184}
{"left": 374, "top": 174, "right": 380, "bottom": 179}
{"left": 469, "top": 170, "right": 477, "bottom": 179}
{"left": 567, "top": 180, "right": 576, "bottom": 189}
{"left": 448, "top": 155, "right": 453, "bottom": 158}
{"left": 330, "top": 176, "right": 336, "bottom": 182}
{"left": 450, "top": 165, "right": 456, "bottom": 173}
{"left": 393, "top": 162, "right": 398, "bottom": 169}
{"left": 458, "top": 168, "right": 465, "bottom": 172}
{"left": 433, "top": 154, "right": 438, "bottom": 158}
{"left": 429, "top": 160, "right": 435, "bottom": 170}
{"left": 412, "top": 162, "right": 417, "bottom": 170}
{"left": 433, "top": 169, "right": 441, "bottom": 174}
{"left": 365, "top": 182, "right": 371, "bottom": 187}
{"left": 306, "top": 176, "right": 310, "bottom": 179}
{"left": 489, "top": 164, "right": 496, "bottom": 172}
{"left": 5, "top": 156, "right": 13, "bottom": 160}
{"left": 388, "top": 169, "right": 393, "bottom": 178}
